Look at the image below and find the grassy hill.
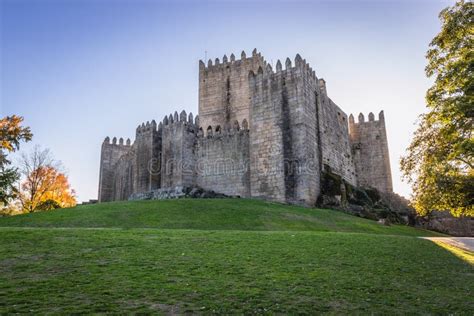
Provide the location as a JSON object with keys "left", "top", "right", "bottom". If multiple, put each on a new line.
{"left": 0, "top": 198, "right": 441, "bottom": 236}
{"left": 1, "top": 199, "right": 472, "bottom": 314}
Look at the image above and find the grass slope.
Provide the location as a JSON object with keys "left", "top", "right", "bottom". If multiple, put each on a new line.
{"left": 0, "top": 199, "right": 441, "bottom": 236}
{"left": 1, "top": 199, "right": 472, "bottom": 314}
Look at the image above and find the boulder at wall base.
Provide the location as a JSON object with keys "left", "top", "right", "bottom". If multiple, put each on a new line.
{"left": 377, "top": 218, "right": 391, "bottom": 226}
{"left": 128, "top": 186, "right": 231, "bottom": 201}
{"left": 318, "top": 170, "right": 415, "bottom": 225}
{"left": 321, "top": 195, "right": 341, "bottom": 207}
{"left": 189, "top": 187, "right": 204, "bottom": 198}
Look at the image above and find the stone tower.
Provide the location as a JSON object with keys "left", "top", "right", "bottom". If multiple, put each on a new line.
{"left": 248, "top": 55, "right": 321, "bottom": 205}
{"left": 160, "top": 111, "right": 198, "bottom": 188}
{"left": 134, "top": 120, "right": 161, "bottom": 193}
{"left": 349, "top": 111, "right": 393, "bottom": 192}
{"left": 98, "top": 137, "right": 131, "bottom": 202}
{"left": 198, "top": 49, "right": 265, "bottom": 130}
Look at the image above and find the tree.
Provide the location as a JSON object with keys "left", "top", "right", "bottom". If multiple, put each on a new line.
{"left": 18, "top": 146, "right": 76, "bottom": 212}
{"left": 0, "top": 115, "right": 32, "bottom": 205}
{"left": 401, "top": 0, "right": 473, "bottom": 217}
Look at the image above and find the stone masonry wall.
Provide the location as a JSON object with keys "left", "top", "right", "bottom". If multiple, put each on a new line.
{"left": 112, "top": 149, "right": 135, "bottom": 201}
{"left": 134, "top": 120, "right": 160, "bottom": 193}
{"left": 198, "top": 49, "right": 265, "bottom": 130}
{"left": 318, "top": 79, "right": 357, "bottom": 185}
{"left": 249, "top": 55, "right": 321, "bottom": 205}
{"left": 248, "top": 64, "right": 286, "bottom": 202}
{"left": 98, "top": 137, "right": 132, "bottom": 202}
{"left": 196, "top": 122, "right": 250, "bottom": 197}
{"left": 160, "top": 111, "right": 198, "bottom": 188}
{"left": 349, "top": 111, "right": 393, "bottom": 192}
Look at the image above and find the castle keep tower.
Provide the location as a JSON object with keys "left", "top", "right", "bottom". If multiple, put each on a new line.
{"left": 248, "top": 55, "right": 321, "bottom": 205}
{"left": 198, "top": 49, "right": 265, "bottom": 130}
{"left": 98, "top": 49, "right": 394, "bottom": 206}
{"left": 349, "top": 111, "right": 393, "bottom": 192}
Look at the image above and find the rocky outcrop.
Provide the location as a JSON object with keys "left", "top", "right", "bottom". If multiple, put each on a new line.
{"left": 318, "top": 168, "right": 415, "bottom": 225}
{"left": 128, "top": 186, "right": 230, "bottom": 201}
{"left": 417, "top": 212, "right": 474, "bottom": 237}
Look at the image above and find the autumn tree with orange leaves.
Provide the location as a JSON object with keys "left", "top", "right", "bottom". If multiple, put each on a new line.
{"left": 19, "top": 146, "right": 76, "bottom": 212}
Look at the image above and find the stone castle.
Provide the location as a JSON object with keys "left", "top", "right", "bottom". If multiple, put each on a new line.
{"left": 98, "top": 49, "right": 393, "bottom": 206}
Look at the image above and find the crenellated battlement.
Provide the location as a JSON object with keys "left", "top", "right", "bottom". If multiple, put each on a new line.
{"left": 135, "top": 120, "right": 158, "bottom": 136}
{"left": 250, "top": 54, "right": 316, "bottom": 76}
{"left": 248, "top": 54, "right": 318, "bottom": 89}
{"left": 349, "top": 111, "right": 385, "bottom": 125}
{"left": 102, "top": 136, "right": 132, "bottom": 147}
{"left": 198, "top": 118, "right": 249, "bottom": 138}
{"left": 160, "top": 110, "right": 199, "bottom": 128}
{"left": 199, "top": 48, "right": 264, "bottom": 71}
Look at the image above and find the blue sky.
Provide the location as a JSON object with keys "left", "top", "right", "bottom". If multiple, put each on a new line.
{"left": 1, "top": 0, "right": 452, "bottom": 201}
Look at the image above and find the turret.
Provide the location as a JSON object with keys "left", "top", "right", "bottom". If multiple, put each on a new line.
{"left": 348, "top": 110, "right": 393, "bottom": 193}
{"left": 98, "top": 135, "right": 133, "bottom": 202}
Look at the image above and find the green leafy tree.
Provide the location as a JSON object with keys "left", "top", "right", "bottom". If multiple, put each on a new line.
{"left": 0, "top": 115, "right": 33, "bottom": 205}
{"left": 401, "top": 0, "right": 473, "bottom": 217}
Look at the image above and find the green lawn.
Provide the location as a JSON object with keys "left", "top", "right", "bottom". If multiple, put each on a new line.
{"left": 1, "top": 199, "right": 472, "bottom": 314}
{"left": 0, "top": 198, "right": 442, "bottom": 236}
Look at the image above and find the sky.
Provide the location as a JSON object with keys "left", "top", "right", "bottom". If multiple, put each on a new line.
{"left": 1, "top": 0, "right": 453, "bottom": 202}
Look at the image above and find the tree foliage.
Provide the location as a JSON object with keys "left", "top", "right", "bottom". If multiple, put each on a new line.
{"left": 0, "top": 168, "right": 20, "bottom": 207}
{"left": 18, "top": 146, "right": 76, "bottom": 212}
{"left": 0, "top": 115, "right": 32, "bottom": 205}
{"left": 401, "top": 0, "right": 473, "bottom": 217}
{"left": 1, "top": 115, "right": 33, "bottom": 155}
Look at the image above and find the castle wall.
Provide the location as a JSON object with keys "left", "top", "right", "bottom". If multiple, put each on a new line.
{"left": 249, "top": 56, "right": 320, "bottom": 205}
{"left": 98, "top": 137, "right": 132, "bottom": 202}
{"left": 349, "top": 111, "right": 393, "bottom": 192}
{"left": 196, "top": 123, "right": 250, "bottom": 197}
{"left": 317, "top": 79, "right": 357, "bottom": 185}
{"left": 134, "top": 120, "right": 160, "bottom": 193}
{"left": 112, "top": 149, "right": 135, "bottom": 201}
{"left": 198, "top": 49, "right": 265, "bottom": 130}
{"left": 248, "top": 65, "right": 286, "bottom": 202}
{"left": 160, "top": 111, "right": 198, "bottom": 188}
